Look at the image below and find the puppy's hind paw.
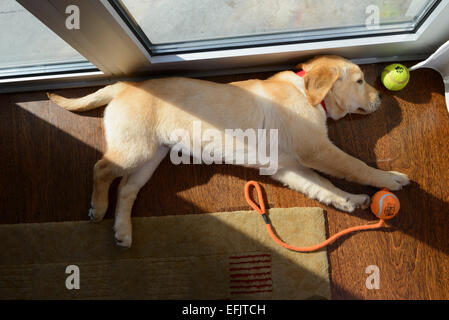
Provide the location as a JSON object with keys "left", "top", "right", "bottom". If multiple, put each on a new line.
{"left": 114, "top": 233, "right": 132, "bottom": 248}
{"left": 88, "top": 207, "right": 102, "bottom": 222}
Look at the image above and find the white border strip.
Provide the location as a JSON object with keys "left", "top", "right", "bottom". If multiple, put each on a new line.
{"left": 0, "top": 71, "right": 104, "bottom": 84}
{"left": 150, "top": 34, "right": 419, "bottom": 63}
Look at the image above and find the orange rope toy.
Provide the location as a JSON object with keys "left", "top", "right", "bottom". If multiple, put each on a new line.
{"left": 244, "top": 181, "right": 399, "bottom": 252}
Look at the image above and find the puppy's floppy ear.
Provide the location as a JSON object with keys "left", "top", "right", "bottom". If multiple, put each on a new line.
{"left": 303, "top": 66, "right": 340, "bottom": 106}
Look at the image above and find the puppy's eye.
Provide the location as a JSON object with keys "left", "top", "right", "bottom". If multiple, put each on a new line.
{"left": 357, "top": 79, "right": 363, "bottom": 84}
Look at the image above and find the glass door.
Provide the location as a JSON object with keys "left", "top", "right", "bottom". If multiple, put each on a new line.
{"left": 110, "top": 0, "right": 440, "bottom": 55}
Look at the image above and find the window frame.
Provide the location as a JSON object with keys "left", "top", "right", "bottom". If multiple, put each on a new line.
{"left": 3, "top": 0, "right": 449, "bottom": 93}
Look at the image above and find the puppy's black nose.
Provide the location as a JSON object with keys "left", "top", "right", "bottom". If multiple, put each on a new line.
{"left": 378, "top": 93, "right": 383, "bottom": 100}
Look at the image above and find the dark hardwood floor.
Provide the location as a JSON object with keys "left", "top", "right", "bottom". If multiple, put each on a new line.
{"left": 1, "top": 63, "right": 448, "bottom": 299}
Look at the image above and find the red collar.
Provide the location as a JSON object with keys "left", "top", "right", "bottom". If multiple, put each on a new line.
{"left": 296, "top": 70, "right": 327, "bottom": 114}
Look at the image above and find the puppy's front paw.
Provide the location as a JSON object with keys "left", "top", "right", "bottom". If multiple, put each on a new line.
{"left": 332, "top": 194, "right": 370, "bottom": 212}
{"left": 379, "top": 171, "right": 410, "bottom": 191}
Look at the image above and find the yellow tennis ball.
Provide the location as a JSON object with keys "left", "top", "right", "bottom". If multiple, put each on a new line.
{"left": 381, "top": 63, "right": 410, "bottom": 91}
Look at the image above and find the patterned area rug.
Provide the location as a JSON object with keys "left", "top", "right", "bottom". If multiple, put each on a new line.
{"left": 0, "top": 207, "right": 330, "bottom": 299}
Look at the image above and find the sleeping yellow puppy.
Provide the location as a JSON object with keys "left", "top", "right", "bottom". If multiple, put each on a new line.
{"left": 48, "top": 55, "right": 409, "bottom": 247}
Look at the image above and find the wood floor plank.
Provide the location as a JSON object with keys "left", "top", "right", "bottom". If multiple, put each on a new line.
{"left": 0, "top": 64, "right": 448, "bottom": 299}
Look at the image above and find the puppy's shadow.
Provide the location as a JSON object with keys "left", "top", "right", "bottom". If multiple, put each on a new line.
{"left": 395, "top": 64, "right": 445, "bottom": 105}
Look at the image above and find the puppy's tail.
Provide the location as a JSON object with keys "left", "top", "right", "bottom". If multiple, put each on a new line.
{"left": 47, "top": 82, "right": 127, "bottom": 112}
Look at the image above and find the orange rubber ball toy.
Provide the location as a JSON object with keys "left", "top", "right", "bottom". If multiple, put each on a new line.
{"left": 244, "top": 181, "right": 400, "bottom": 252}
{"left": 370, "top": 188, "right": 400, "bottom": 220}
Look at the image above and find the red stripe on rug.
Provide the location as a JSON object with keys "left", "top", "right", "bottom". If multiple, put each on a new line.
{"left": 229, "top": 272, "right": 271, "bottom": 278}
{"left": 230, "top": 284, "right": 272, "bottom": 289}
{"left": 230, "top": 278, "right": 272, "bottom": 283}
{"left": 229, "top": 254, "right": 271, "bottom": 259}
{"left": 230, "top": 289, "right": 273, "bottom": 295}
{"left": 229, "top": 265, "right": 270, "bottom": 271}
{"left": 229, "top": 259, "right": 271, "bottom": 265}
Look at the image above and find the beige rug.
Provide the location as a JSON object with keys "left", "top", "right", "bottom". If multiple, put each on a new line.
{"left": 0, "top": 207, "right": 330, "bottom": 299}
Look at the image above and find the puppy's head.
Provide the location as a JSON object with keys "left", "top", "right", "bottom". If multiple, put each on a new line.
{"left": 297, "top": 55, "right": 382, "bottom": 120}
